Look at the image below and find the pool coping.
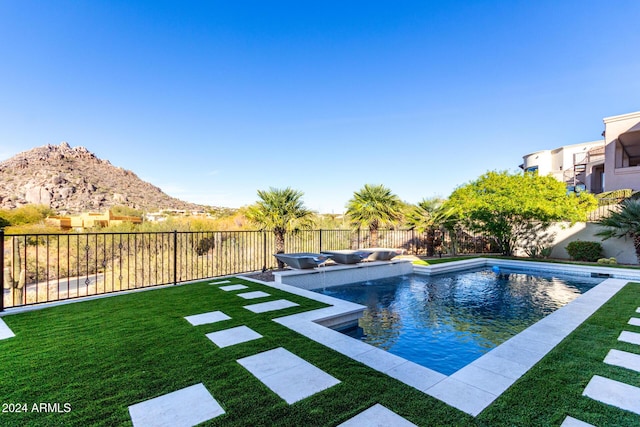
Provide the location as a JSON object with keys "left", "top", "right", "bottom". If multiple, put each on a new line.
{"left": 243, "top": 258, "right": 640, "bottom": 417}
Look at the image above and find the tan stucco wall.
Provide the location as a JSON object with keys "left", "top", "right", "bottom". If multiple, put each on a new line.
{"left": 544, "top": 222, "right": 637, "bottom": 265}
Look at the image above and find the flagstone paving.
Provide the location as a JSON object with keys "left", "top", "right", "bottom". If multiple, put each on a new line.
{"left": 206, "top": 325, "right": 263, "bottom": 348}
{"left": 219, "top": 284, "right": 249, "bottom": 291}
{"left": 128, "top": 383, "right": 224, "bottom": 427}
{"left": 336, "top": 403, "right": 418, "bottom": 427}
{"left": 209, "top": 279, "right": 231, "bottom": 284}
{"left": 237, "top": 347, "right": 340, "bottom": 404}
{"left": 243, "top": 299, "right": 299, "bottom": 313}
{"left": 237, "top": 291, "right": 271, "bottom": 299}
{"left": 184, "top": 311, "right": 230, "bottom": 326}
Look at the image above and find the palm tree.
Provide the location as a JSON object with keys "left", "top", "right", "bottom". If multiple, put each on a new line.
{"left": 346, "top": 184, "right": 403, "bottom": 247}
{"left": 596, "top": 199, "right": 640, "bottom": 263}
{"left": 245, "top": 187, "right": 315, "bottom": 269}
{"left": 405, "top": 198, "right": 445, "bottom": 256}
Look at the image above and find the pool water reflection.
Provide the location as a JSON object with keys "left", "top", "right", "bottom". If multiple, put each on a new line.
{"left": 314, "top": 268, "right": 602, "bottom": 375}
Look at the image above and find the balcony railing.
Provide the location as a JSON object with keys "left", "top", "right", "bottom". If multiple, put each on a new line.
{"left": 587, "top": 197, "right": 625, "bottom": 222}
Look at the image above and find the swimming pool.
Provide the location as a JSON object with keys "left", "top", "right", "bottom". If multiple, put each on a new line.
{"left": 314, "top": 267, "right": 603, "bottom": 375}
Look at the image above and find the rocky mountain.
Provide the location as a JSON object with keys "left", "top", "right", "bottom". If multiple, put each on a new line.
{"left": 0, "top": 142, "right": 203, "bottom": 213}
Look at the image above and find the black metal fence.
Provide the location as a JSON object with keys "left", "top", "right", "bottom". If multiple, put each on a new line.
{"left": 1, "top": 228, "right": 497, "bottom": 310}
{"left": 587, "top": 197, "right": 625, "bottom": 222}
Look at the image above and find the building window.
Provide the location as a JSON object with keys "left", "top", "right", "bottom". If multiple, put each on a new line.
{"left": 525, "top": 165, "right": 538, "bottom": 173}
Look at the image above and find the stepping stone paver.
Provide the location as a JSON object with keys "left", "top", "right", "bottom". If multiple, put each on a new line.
{"left": 0, "top": 318, "right": 15, "bottom": 340}
{"left": 237, "top": 347, "right": 340, "bottom": 404}
{"left": 560, "top": 416, "right": 595, "bottom": 427}
{"left": 604, "top": 349, "right": 640, "bottom": 373}
{"left": 337, "top": 403, "right": 418, "bottom": 427}
{"left": 184, "top": 311, "right": 230, "bottom": 326}
{"left": 206, "top": 325, "right": 262, "bottom": 348}
{"left": 618, "top": 330, "right": 640, "bottom": 345}
{"left": 629, "top": 318, "right": 640, "bottom": 327}
{"left": 583, "top": 375, "right": 640, "bottom": 415}
{"left": 209, "top": 280, "right": 231, "bottom": 285}
{"left": 243, "top": 299, "right": 299, "bottom": 313}
{"left": 219, "top": 284, "right": 248, "bottom": 291}
{"left": 128, "top": 383, "right": 224, "bottom": 427}
{"left": 636, "top": 307, "right": 640, "bottom": 314}
{"left": 237, "top": 291, "right": 270, "bottom": 299}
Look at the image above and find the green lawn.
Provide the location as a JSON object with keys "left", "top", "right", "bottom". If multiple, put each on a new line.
{"left": 1, "top": 276, "right": 639, "bottom": 426}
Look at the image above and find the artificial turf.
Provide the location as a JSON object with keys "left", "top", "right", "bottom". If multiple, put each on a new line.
{"left": 1, "top": 277, "right": 639, "bottom": 426}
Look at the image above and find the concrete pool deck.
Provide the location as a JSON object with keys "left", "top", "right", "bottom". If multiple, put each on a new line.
{"left": 244, "top": 258, "right": 640, "bottom": 416}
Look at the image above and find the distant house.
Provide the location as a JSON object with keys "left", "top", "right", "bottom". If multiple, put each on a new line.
{"left": 521, "top": 110, "right": 640, "bottom": 194}
{"left": 46, "top": 210, "right": 142, "bottom": 231}
{"left": 521, "top": 140, "right": 604, "bottom": 193}
{"left": 144, "top": 212, "right": 167, "bottom": 222}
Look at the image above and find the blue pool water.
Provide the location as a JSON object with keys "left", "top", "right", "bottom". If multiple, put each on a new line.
{"left": 314, "top": 268, "right": 603, "bottom": 375}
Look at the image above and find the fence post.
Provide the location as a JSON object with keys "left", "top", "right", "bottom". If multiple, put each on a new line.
{"left": 262, "top": 231, "right": 267, "bottom": 272}
{"left": 319, "top": 229, "right": 323, "bottom": 253}
{"left": 411, "top": 229, "right": 415, "bottom": 255}
{"left": 0, "top": 230, "right": 4, "bottom": 312}
{"left": 173, "top": 230, "right": 178, "bottom": 285}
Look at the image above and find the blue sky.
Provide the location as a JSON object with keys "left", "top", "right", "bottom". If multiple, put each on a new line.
{"left": 1, "top": 1, "right": 639, "bottom": 213}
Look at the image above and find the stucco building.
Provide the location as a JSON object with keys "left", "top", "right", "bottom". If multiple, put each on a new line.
{"left": 522, "top": 110, "right": 640, "bottom": 194}
{"left": 46, "top": 210, "right": 142, "bottom": 231}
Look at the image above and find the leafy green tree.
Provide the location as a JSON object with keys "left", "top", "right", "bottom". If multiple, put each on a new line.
{"left": 445, "top": 171, "right": 597, "bottom": 256}
{"left": 405, "top": 198, "right": 445, "bottom": 256}
{"left": 245, "top": 187, "right": 315, "bottom": 269}
{"left": 346, "top": 184, "right": 403, "bottom": 247}
{"left": 596, "top": 199, "right": 640, "bottom": 263}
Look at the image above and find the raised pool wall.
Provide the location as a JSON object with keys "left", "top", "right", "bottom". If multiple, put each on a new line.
{"left": 272, "top": 260, "right": 413, "bottom": 289}
{"left": 273, "top": 257, "right": 640, "bottom": 291}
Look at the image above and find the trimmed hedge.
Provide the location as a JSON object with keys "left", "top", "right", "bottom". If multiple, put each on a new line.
{"left": 566, "top": 240, "right": 603, "bottom": 262}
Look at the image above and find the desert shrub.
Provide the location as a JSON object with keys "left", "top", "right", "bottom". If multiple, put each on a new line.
{"left": 111, "top": 205, "right": 143, "bottom": 217}
{"left": 566, "top": 241, "right": 603, "bottom": 262}
{"left": 597, "top": 257, "right": 618, "bottom": 265}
